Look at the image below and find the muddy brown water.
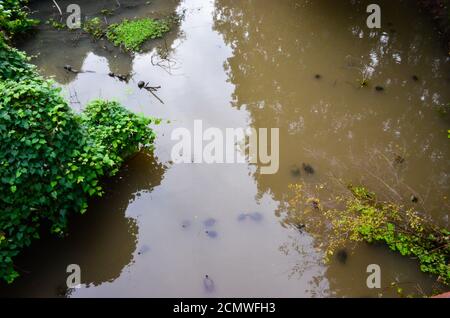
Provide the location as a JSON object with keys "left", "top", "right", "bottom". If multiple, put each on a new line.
{"left": 1, "top": 0, "right": 449, "bottom": 297}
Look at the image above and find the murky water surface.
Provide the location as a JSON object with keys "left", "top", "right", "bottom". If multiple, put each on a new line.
{"left": 2, "top": 0, "right": 449, "bottom": 297}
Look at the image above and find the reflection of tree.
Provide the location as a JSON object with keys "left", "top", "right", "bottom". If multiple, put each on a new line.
{"left": 213, "top": 0, "right": 450, "bottom": 212}
{"left": 213, "top": 0, "right": 450, "bottom": 297}
{"left": 0, "top": 152, "right": 166, "bottom": 297}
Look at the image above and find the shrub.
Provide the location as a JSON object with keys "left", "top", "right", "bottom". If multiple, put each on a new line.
{"left": 0, "top": 0, "right": 39, "bottom": 40}
{"left": 0, "top": 35, "right": 35, "bottom": 81}
{"left": 336, "top": 186, "right": 450, "bottom": 285}
{"left": 0, "top": 40, "right": 156, "bottom": 283}
{"left": 282, "top": 183, "right": 449, "bottom": 286}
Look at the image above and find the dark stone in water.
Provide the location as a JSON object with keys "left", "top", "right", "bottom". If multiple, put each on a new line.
{"left": 291, "top": 166, "right": 301, "bottom": 177}
{"left": 203, "top": 275, "right": 215, "bottom": 292}
{"left": 311, "top": 200, "right": 320, "bottom": 209}
{"left": 203, "top": 218, "right": 216, "bottom": 227}
{"left": 394, "top": 155, "right": 405, "bottom": 164}
{"left": 64, "top": 64, "right": 72, "bottom": 71}
{"left": 238, "top": 212, "right": 263, "bottom": 222}
{"left": 205, "top": 230, "right": 218, "bottom": 238}
{"left": 137, "top": 245, "right": 150, "bottom": 255}
{"left": 336, "top": 249, "right": 348, "bottom": 264}
{"left": 237, "top": 213, "right": 247, "bottom": 221}
{"left": 138, "top": 80, "right": 145, "bottom": 89}
{"left": 314, "top": 74, "right": 322, "bottom": 79}
{"left": 108, "top": 72, "right": 115, "bottom": 77}
{"left": 375, "top": 85, "right": 384, "bottom": 92}
{"left": 302, "top": 163, "right": 315, "bottom": 174}
{"left": 249, "top": 212, "right": 263, "bottom": 222}
{"left": 412, "top": 75, "right": 419, "bottom": 82}
{"left": 411, "top": 195, "right": 419, "bottom": 203}
{"left": 181, "top": 220, "right": 191, "bottom": 229}
{"left": 295, "top": 223, "right": 306, "bottom": 232}
{"left": 56, "top": 284, "right": 67, "bottom": 297}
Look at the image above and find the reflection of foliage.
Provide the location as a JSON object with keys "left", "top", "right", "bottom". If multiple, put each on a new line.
{"left": 214, "top": 0, "right": 450, "bottom": 296}
{"left": 279, "top": 235, "right": 324, "bottom": 280}
{"left": 417, "top": 0, "right": 450, "bottom": 49}
{"left": 213, "top": 0, "right": 450, "bottom": 205}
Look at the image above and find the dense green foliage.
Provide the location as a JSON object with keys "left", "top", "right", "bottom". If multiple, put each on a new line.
{"left": 106, "top": 18, "right": 170, "bottom": 51}
{"left": 0, "top": 36, "right": 156, "bottom": 284}
{"left": 82, "top": 16, "right": 170, "bottom": 51}
{"left": 0, "top": 0, "right": 38, "bottom": 40}
{"left": 284, "top": 183, "right": 449, "bottom": 287}
{"left": 330, "top": 186, "right": 450, "bottom": 285}
{"left": 0, "top": 34, "right": 34, "bottom": 80}
{"left": 46, "top": 18, "right": 66, "bottom": 30}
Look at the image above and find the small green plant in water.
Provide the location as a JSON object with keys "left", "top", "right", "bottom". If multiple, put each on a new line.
{"left": 46, "top": 18, "right": 66, "bottom": 30}
{"left": 283, "top": 183, "right": 450, "bottom": 287}
{"left": 106, "top": 18, "right": 170, "bottom": 52}
{"left": 100, "top": 8, "right": 114, "bottom": 16}
{"left": 83, "top": 17, "right": 106, "bottom": 39}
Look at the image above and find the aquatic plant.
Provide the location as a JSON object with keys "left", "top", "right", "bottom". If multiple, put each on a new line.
{"left": 83, "top": 16, "right": 106, "bottom": 39}
{"left": 100, "top": 8, "right": 114, "bottom": 16}
{"left": 106, "top": 18, "right": 170, "bottom": 52}
{"left": 46, "top": 18, "right": 66, "bottom": 30}
{"left": 330, "top": 186, "right": 450, "bottom": 286}
{"left": 283, "top": 183, "right": 450, "bottom": 286}
{"left": 0, "top": 39, "right": 157, "bottom": 284}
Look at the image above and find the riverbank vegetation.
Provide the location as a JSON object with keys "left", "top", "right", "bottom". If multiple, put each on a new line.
{"left": 0, "top": 1, "right": 158, "bottom": 283}
{"left": 329, "top": 186, "right": 449, "bottom": 286}
{"left": 283, "top": 183, "right": 450, "bottom": 287}
{"left": 0, "top": 0, "right": 38, "bottom": 41}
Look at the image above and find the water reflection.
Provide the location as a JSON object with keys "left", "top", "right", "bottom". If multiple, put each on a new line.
{"left": 213, "top": 0, "right": 449, "bottom": 296}
{"left": 20, "top": 0, "right": 181, "bottom": 84}
{"left": 0, "top": 152, "right": 166, "bottom": 297}
{"left": 213, "top": 0, "right": 449, "bottom": 217}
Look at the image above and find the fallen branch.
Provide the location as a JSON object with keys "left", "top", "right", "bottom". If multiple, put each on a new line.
{"left": 52, "top": 0, "right": 62, "bottom": 16}
{"left": 138, "top": 81, "right": 164, "bottom": 104}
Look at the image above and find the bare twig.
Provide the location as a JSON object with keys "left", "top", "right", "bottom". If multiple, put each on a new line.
{"left": 52, "top": 0, "right": 62, "bottom": 16}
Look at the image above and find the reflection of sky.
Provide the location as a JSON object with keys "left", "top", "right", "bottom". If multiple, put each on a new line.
{"left": 65, "top": 0, "right": 329, "bottom": 297}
